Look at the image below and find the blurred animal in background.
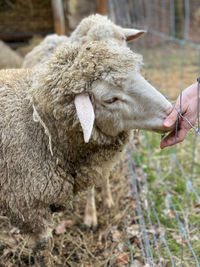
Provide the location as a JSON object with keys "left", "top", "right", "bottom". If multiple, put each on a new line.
{"left": 23, "top": 34, "right": 68, "bottom": 69}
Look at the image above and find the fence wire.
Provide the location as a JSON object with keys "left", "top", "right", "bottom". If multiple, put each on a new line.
{"left": 109, "top": 0, "right": 200, "bottom": 266}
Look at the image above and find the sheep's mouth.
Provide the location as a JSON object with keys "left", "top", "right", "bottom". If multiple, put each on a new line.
{"left": 151, "top": 124, "right": 175, "bottom": 134}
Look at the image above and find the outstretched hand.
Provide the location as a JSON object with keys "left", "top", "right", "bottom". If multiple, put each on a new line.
{"left": 160, "top": 82, "right": 199, "bottom": 149}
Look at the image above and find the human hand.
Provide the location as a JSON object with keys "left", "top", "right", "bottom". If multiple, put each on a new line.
{"left": 160, "top": 82, "right": 199, "bottom": 149}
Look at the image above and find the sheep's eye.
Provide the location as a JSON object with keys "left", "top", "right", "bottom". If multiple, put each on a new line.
{"left": 104, "top": 97, "right": 119, "bottom": 104}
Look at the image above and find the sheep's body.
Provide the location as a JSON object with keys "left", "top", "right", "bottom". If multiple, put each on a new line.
{"left": 0, "top": 68, "right": 128, "bottom": 236}
{"left": 0, "top": 42, "right": 130, "bottom": 237}
{"left": 0, "top": 69, "right": 74, "bottom": 235}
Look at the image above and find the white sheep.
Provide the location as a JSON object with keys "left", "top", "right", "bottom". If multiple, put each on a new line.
{"left": 0, "top": 40, "right": 173, "bottom": 247}
{"left": 23, "top": 34, "right": 68, "bottom": 68}
{"left": 23, "top": 14, "right": 145, "bottom": 68}
{"left": 23, "top": 14, "right": 146, "bottom": 230}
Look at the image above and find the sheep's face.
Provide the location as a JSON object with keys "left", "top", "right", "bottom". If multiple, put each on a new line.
{"left": 74, "top": 42, "right": 174, "bottom": 141}
{"left": 33, "top": 40, "right": 174, "bottom": 143}
{"left": 91, "top": 73, "right": 173, "bottom": 137}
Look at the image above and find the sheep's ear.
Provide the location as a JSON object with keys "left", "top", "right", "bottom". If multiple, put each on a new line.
{"left": 123, "top": 28, "right": 146, "bottom": 42}
{"left": 74, "top": 93, "right": 95, "bottom": 143}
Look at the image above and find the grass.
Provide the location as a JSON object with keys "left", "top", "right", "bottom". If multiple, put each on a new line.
{"left": 131, "top": 63, "right": 199, "bottom": 266}
{"left": 136, "top": 42, "right": 200, "bottom": 101}
{"left": 132, "top": 130, "right": 200, "bottom": 266}
{"left": 126, "top": 41, "right": 200, "bottom": 266}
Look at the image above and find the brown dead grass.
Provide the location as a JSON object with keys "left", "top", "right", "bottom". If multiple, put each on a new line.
{"left": 139, "top": 43, "right": 199, "bottom": 100}
{"left": 0, "top": 158, "right": 144, "bottom": 267}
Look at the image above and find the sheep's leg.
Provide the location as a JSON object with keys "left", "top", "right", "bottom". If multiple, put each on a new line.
{"left": 84, "top": 186, "right": 97, "bottom": 230}
{"left": 102, "top": 176, "right": 114, "bottom": 208}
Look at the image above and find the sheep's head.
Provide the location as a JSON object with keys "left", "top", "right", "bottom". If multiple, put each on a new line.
{"left": 31, "top": 41, "right": 174, "bottom": 143}
{"left": 73, "top": 41, "right": 174, "bottom": 141}
{"left": 70, "top": 14, "right": 145, "bottom": 46}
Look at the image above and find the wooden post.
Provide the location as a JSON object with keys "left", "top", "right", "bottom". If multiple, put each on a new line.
{"left": 96, "top": 0, "right": 108, "bottom": 15}
{"left": 51, "top": 0, "right": 66, "bottom": 35}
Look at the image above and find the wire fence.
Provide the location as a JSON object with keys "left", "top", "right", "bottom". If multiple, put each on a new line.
{"left": 109, "top": 0, "right": 200, "bottom": 266}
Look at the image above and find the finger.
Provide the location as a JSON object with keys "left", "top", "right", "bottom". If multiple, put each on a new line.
{"left": 160, "top": 130, "right": 176, "bottom": 149}
{"left": 160, "top": 126, "right": 189, "bottom": 149}
{"left": 163, "top": 107, "right": 179, "bottom": 128}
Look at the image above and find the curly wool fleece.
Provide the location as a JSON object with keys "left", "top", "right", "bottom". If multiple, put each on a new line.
{"left": 0, "top": 41, "right": 140, "bottom": 234}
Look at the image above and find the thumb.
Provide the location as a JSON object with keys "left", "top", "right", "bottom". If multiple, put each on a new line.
{"left": 163, "top": 107, "right": 178, "bottom": 128}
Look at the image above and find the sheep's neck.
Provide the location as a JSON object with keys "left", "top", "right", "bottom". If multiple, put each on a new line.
{"left": 32, "top": 103, "right": 130, "bottom": 192}
{"left": 52, "top": 124, "right": 130, "bottom": 192}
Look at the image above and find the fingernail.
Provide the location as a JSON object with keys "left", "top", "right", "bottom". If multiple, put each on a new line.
{"left": 164, "top": 120, "right": 172, "bottom": 127}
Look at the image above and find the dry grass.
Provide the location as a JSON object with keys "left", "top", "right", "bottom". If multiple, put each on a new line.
{"left": 0, "top": 159, "right": 145, "bottom": 266}
{"left": 134, "top": 129, "right": 200, "bottom": 266}
{"left": 139, "top": 43, "right": 199, "bottom": 100}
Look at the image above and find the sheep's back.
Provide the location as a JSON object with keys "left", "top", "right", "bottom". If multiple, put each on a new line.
{"left": 0, "top": 69, "right": 73, "bottom": 219}
{"left": 0, "top": 69, "right": 38, "bottom": 198}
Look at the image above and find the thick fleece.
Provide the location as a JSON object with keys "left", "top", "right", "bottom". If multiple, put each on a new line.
{"left": 70, "top": 14, "right": 128, "bottom": 45}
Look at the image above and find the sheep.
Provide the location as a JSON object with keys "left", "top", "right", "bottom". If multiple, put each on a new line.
{"left": 23, "top": 14, "right": 146, "bottom": 230}
{"left": 69, "top": 14, "right": 145, "bottom": 45}
{"left": 23, "top": 14, "right": 145, "bottom": 68}
{"left": 0, "top": 40, "right": 173, "bottom": 246}
{"left": 22, "top": 34, "right": 68, "bottom": 69}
